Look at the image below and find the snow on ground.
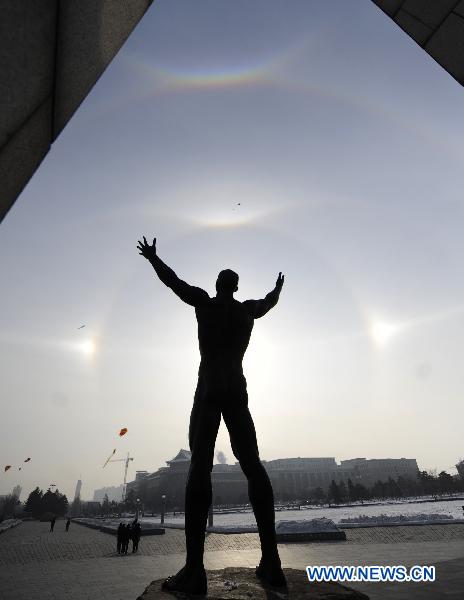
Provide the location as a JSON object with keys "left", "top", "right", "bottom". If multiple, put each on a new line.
{"left": 340, "top": 513, "right": 454, "bottom": 524}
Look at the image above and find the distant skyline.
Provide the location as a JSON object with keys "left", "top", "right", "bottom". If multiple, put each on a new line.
{"left": 1, "top": 1, "right": 464, "bottom": 500}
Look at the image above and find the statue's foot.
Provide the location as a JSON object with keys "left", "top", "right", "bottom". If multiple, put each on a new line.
{"left": 256, "top": 558, "right": 287, "bottom": 588}
{"left": 162, "top": 565, "right": 207, "bottom": 595}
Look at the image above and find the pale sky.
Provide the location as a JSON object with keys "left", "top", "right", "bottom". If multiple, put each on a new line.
{"left": 1, "top": 1, "right": 463, "bottom": 500}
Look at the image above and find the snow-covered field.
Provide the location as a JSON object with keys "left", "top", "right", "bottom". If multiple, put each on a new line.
{"left": 140, "top": 497, "right": 464, "bottom": 529}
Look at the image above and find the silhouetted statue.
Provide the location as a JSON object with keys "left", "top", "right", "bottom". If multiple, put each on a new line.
{"left": 138, "top": 236, "right": 286, "bottom": 594}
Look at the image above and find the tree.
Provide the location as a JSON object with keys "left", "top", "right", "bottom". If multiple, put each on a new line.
{"left": 387, "top": 477, "right": 402, "bottom": 498}
{"left": 101, "top": 494, "right": 110, "bottom": 516}
{"left": 347, "top": 479, "right": 355, "bottom": 502}
{"left": 338, "top": 481, "right": 348, "bottom": 503}
{"left": 24, "top": 487, "right": 44, "bottom": 518}
{"left": 0, "top": 494, "right": 20, "bottom": 519}
{"left": 354, "top": 483, "right": 369, "bottom": 501}
{"left": 438, "top": 471, "right": 454, "bottom": 495}
{"left": 124, "top": 489, "right": 136, "bottom": 512}
{"left": 41, "top": 489, "right": 68, "bottom": 517}
{"left": 312, "top": 487, "right": 325, "bottom": 503}
{"left": 371, "top": 480, "right": 388, "bottom": 498}
{"left": 329, "top": 480, "right": 341, "bottom": 504}
{"left": 417, "top": 471, "right": 437, "bottom": 495}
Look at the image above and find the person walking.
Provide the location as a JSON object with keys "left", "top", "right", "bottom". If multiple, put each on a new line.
{"left": 49, "top": 516, "right": 56, "bottom": 532}
{"left": 65, "top": 518, "right": 71, "bottom": 532}
{"left": 132, "top": 520, "right": 141, "bottom": 553}
{"left": 116, "top": 522, "right": 124, "bottom": 554}
{"left": 124, "top": 523, "right": 132, "bottom": 554}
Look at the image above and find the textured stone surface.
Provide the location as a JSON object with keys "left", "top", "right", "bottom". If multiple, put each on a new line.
{"left": 53, "top": 0, "right": 154, "bottom": 138}
{"left": 372, "top": 0, "right": 404, "bottom": 17}
{"left": 1, "top": 522, "right": 464, "bottom": 599}
{"left": 137, "top": 568, "right": 369, "bottom": 600}
{"left": 402, "top": 0, "right": 460, "bottom": 29}
{"left": 426, "top": 13, "right": 464, "bottom": 83}
{"left": 371, "top": 0, "right": 464, "bottom": 87}
{"left": 0, "top": 0, "right": 57, "bottom": 146}
{"left": 394, "top": 9, "right": 432, "bottom": 44}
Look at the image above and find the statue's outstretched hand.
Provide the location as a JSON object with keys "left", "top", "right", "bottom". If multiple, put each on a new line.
{"left": 275, "top": 272, "right": 284, "bottom": 291}
{"left": 137, "top": 236, "right": 157, "bottom": 260}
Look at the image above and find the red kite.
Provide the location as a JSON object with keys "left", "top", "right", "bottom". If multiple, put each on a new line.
{"left": 119, "top": 427, "right": 128, "bottom": 437}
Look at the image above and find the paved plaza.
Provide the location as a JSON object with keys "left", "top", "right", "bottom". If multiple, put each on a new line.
{"left": 0, "top": 521, "right": 463, "bottom": 599}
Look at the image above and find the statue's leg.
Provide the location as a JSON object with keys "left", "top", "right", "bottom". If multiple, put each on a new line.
{"left": 162, "top": 376, "right": 221, "bottom": 595}
{"left": 222, "top": 377, "right": 286, "bottom": 587}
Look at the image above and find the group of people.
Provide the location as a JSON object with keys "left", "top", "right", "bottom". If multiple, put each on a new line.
{"left": 116, "top": 520, "right": 141, "bottom": 554}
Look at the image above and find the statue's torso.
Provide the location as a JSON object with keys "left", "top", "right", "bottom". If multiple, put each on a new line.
{"left": 195, "top": 297, "right": 254, "bottom": 375}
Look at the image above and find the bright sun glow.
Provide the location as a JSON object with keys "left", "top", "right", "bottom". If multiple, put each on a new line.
{"left": 79, "top": 339, "right": 96, "bottom": 355}
{"left": 370, "top": 321, "right": 400, "bottom": 345}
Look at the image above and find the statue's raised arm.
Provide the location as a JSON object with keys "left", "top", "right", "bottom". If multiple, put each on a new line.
{"left": 137, "top": 236, "right": 209, "bottom": 307}
{"left": 243, "top": 272, "right": 284, "bottom": 319}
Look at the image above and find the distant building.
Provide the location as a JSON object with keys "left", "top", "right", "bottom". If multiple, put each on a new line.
{"left": 12, "top": 485, "right": 22, "bottom": 500}
{"left": 126, "top": 451, "right": 420, "bottom": 508}
{"left": 339, "top": 458, "right": 419, "bottom": 488}
{"left": 93, "top": 485, "right": 124, "bottom": 503}
{"left": 74, "top": 480, "right": 82, "bottom": 501}
{"left": 456, "top": 460, "right": 464, "bottom": 479}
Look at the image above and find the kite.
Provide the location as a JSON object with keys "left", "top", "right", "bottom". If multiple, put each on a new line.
{"left": 4, "top": 465, "right": 11, "bottom": 472}
{"left": 19, "top": 467, "right": 21, "bottom": 471}
{"left": 119, "top": 427, "right": 128, "bottom": 437}
{"left": 77, "top": 324, "right": 85, "bottom": 329}
{"left": 24, "top": 458, "right": 31, "bottom": 462}
{"left": 103, "top": 448, "right": 116, "bottom": 468}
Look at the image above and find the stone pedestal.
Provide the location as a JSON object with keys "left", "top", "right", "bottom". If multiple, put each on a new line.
{"left": 137, "top": 567, "right": 369, "bottom": 599}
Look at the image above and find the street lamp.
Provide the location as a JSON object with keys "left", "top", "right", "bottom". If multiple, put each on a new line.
{"left": 161, "top": 494, "right": 166, "bottom": 524}
{"left": 135, "top": 498, "right": 140, "bottom": 521}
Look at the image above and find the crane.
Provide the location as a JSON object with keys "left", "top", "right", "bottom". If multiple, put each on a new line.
{"left": 108, "top": 452, "right": 134, "bottom": 500}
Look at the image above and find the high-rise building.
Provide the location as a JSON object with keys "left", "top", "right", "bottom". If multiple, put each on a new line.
{"left": 74, "top": 480, "right": 82, "bottom": 501}
{"left": 93, "top": 485, "right": 124, "bottom": 503}
{"left": 456, "top": 460, "right": 464, "bottom": 479}
{"left": 12, "top": 485, "right": 22, "bottom": 500}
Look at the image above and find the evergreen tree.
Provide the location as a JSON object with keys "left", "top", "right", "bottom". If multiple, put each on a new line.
{"left": 354, "top": 483, "right": 369, "bottom": 501}
{"left": 438, "top": 471, "right": 454, "bottom": 495}
{"left": 0, "top": 494, "right": 20, "bottom": 519}
{"left": 312, "top": 487, "right": 325, "bottom": 502}
{"left": 338, "top": 481, "right": 348, "bottom": 503}
{"left": 24, "top": 487, "right": 43, "bottom": 518}
{"left": 347, "top": 479, "right": 355, "bottom": 502}
{"left": 124, "top": 488, "right": 136, "bottom": 511}
{"left": 329, "top": 480, "right": 341, "bottom": 504}
{"left": 387, "top": 477, "right": 402, "bottom": 498}
{"left": 41, "top": 489, "right": 68, "bottom": 517}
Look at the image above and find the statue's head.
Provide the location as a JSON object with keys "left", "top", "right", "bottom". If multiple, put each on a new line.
{"left": 216, "top": 269, "right": 239, "bottom": 294}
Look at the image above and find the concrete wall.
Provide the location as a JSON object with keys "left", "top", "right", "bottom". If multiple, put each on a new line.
{"left": 0, "top": 0, "right": 153, "bottom": 223}
{"left": 372, "top": 0, "right": 464, "bottom": 84}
